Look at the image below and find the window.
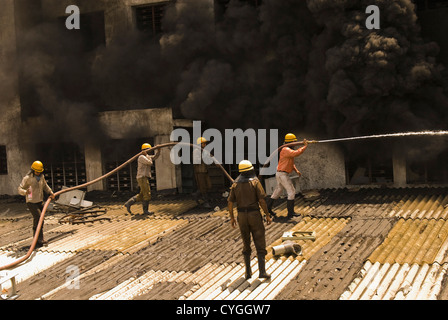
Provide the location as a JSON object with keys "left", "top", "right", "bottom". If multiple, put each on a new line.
{"left": 245, "top": 0, "right": 263, "bottom": 7}
{"left": 345, "top": 152, "right": 393, "bottom": 185}
{"left": 59, "top": 11, "right": 106, "bottom": 52}
{"left": 0, "top": 146, "right": 7, "bottom": 175}
{"left": 407, "top": 150, "right": 448, "bottom": 184}
{"left": 414, "top": 0, "right": 448, "bottom": 10}
{"left": 36, "top": 142, "right": 86, "bottom": 191}
{"left": 135, "top": 3, "right": 168, "bottom": 36}
{"left": 102, "top": 138, "right": 157, "bottom": 192}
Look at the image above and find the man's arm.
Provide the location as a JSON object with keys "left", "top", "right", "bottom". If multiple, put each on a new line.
{"left": 283, "top": 139, "right": 309, "bottom": 158}
{"left": 253, "top": 180, "right": 272, "bottom": 225}
{"left": 18, "top": 176, "right": 29, "bottom": 197}
{"left": 139, "top": 153, "right": 153, "bottom": 166}
{"left": 43, "top": 177, "right": 55, "bottom": 200}
{"left": 228, "top": 184, "right": 237, "bottom": 228}
{"left": 258, "top": 198, "right": 272, "bottom": 225}
{"left": 228, "top": 201, "right": 237, "bottom": 229}
{"left": 152, "top": 150, "right": 161, "bottom": 161}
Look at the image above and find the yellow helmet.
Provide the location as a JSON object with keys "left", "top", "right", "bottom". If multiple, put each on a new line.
{"left": 197, "top": 137, "right": 207, "bottom": 145}
{"left": 31, "top": 161, "right": 44, "bottom": 173}
{"left": 284, "top": 133, "right": 298, "bottom": 143}
{"left": 141, "top": 143, "right": 152, "bottom": 150}
{"left": 239, "top": 160, "right": 254, "bottom": 173}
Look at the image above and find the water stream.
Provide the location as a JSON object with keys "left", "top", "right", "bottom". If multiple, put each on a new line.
{"left": 316, "top": 130, "right": 448, "bottom": 144}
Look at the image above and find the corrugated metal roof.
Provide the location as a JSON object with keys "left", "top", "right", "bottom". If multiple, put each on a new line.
{"left": 340, "top": 261, "right": 448, "bottom": 300}
{"left": 40, "top": 217, "right": 188, "bottom": 254}
{"left": 339, "top": 216, "right": 448, "bottom": 300}
{"left": 0, "top": 250, "right": 74, "bottom": 290}
{"left": 368, "top": 218, "right": 448, "bottom": 265}
{"left": 3, "top": 187, "right": 448, "bottom": 300}
{"left": 85, "top": 217, "right": 348, "bottom": 300}
{"left": 266, "top": 217, "right": 350, "bottom": 260}
{"left": 299, "top": 187, "right": 448, "bottom": 219}
{"left": 274, "top": 217, "right": 396, "bottom": 300}
{"left": 101, "top": 200, "right": 197, "bottom": 220}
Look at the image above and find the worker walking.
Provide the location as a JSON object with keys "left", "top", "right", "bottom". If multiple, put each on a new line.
{"left": 228, "top": 160, "right": 272, "bottom": 280}
{"left": 266, "top": 133, "right": 308, "bottom": 220}
{"left": 18, "top": 161, "right": 55, "bottom": 248}
{"left": 193, "top": 137, "right": 213, "bottom": 208}
{"left": 124, "top": 143, "right": 160, "bottom": 215}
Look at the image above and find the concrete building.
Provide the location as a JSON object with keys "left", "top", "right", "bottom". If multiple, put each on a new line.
{"left": 1, "top": 0, "right": 448, "bottom": 197}
{"left": 0, "top": 0, "right": 196, "bottom": 196}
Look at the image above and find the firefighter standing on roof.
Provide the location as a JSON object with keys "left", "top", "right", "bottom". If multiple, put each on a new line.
{"left": 18, "top": 161, "right": 55, "bottom": 248}
{"left": 228, "top": 160, "right": 272, "bottom": 280}
{"left": 266, "top": 133, "right": 308, "bottom": 220}
{"left": 193, "top": 137, "right": 213, "bottom": 208}
{"left": 124, "top": 143, "right": 160, "bottom": 215}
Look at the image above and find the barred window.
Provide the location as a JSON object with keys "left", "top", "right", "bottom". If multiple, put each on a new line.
{"left": 134, "top": 3, "right": 168, "bottom": 36}
{"left": 0, "top": 146, "right": 7, "bottom": 175}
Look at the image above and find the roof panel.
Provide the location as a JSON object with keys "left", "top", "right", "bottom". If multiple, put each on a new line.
{"left": 368, "top": 218, "right": 448, "bottom": 264}
{"left": 4, "top": 187, "right": 448, "bottom": 300}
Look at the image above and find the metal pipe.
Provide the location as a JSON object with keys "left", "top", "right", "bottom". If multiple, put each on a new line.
{"left": 0, "top": 142, "right": 233, "bottom": 271}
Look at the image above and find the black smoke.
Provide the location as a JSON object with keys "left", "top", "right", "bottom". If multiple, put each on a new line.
{"left": 303, "top": 0, "right": 448, "bottom": 139}
{"left": 10, "top": 0, "right": 448, "bottom": 148}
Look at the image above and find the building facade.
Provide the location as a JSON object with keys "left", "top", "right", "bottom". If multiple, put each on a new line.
{"left": 1, "top": 0, "right": 448, "bottom": 196}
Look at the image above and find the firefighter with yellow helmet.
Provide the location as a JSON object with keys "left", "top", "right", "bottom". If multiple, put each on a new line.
{"left": 18, "top": 161, "right": 55, "bottom": 247}
{"left": 193, "top": 137, "right": 212, "bottom": 208}
{"left": 266, "top": 133, "right": 308, "bottom": 220}
{"left": 124, "top": 143, "right": 160, "bottom": 214}
{"left": 228, "top": 160, "right": 272, "bottom": 280}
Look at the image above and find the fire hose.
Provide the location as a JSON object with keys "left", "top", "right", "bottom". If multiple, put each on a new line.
{"left": 0, "top": 142, "right": 233, "bottom": 271}
{"left": 2, "top": 129, "right": 446, "bottom": 271}
{"left": 0, "top": 137, "right": 313, "bottom": 271}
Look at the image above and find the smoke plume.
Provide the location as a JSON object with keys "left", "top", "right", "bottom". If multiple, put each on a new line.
{"left": 10, "top": 0, "right": 448, "bottom": 149}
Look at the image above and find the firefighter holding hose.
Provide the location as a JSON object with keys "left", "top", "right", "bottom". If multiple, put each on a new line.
{"left": 193, "top": 137, "right": 213, "bottom": 208}
{"left": 18, "top": 161, "right": 55, "bottom": 248}
{"left": 266, "top": 133, "right": 308, "bottom": 220}
{"left": 124, "top": 143, "right": 160, "bottom": 215}
{"left": 228, "top": 160, "right": 272, "bottom": 280}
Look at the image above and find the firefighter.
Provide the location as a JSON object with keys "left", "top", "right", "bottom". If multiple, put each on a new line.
{"left": 228, "top": 160, "right": 272, "bottom": 280}
{"left": 18, "top": 161, "right": 55, "bottom": 248}
{"left": 193, "top": 137, "right": 212, "bottom": 208}
{"left": 124, "top": 143, "right": 160, "bottom": 215}
{"left": 266, "top": 133, "right": 308, "bottom": 220}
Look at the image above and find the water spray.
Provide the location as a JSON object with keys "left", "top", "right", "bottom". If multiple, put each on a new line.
{"left": 260, "top": 130, "right": 448, "bottom": 173}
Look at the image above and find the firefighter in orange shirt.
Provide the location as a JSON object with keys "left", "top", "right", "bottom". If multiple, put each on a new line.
{"left": 266, "top": 133, "right": 308, "bottom": 220}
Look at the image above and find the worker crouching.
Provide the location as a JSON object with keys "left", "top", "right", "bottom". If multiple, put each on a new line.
{"left": 18, "top": 161, "right": 55, "bottom": 248}
{"left": 228, "top": 160, "right": 272, "bottom": 280}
